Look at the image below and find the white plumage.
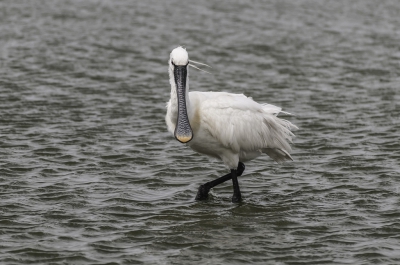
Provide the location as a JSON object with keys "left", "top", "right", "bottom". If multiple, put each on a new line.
{"left": 165, "top": 46, "right": 297, "bottom": 202}
{"left": 166, "top": 47, "right": 297, "bottom": 169}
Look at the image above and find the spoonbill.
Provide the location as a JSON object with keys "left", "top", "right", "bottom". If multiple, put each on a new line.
{"left": 166, "top": 46, "right": 297, "bottom": 203}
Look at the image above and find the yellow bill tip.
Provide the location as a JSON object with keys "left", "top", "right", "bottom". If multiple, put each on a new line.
{"left": 175, "top": 135, "right": 193, "bottom": 143}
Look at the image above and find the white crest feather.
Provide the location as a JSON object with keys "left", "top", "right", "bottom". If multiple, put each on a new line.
{"left": 189, "top": 63, "right": 212, "bottom": 74}
{"left": 189, "top": 59, "right": 212, "bottom": 68}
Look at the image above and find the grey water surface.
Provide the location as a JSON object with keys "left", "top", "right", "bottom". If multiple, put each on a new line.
{"left": 1, "top": 0, "right": 400, "bottom": 264}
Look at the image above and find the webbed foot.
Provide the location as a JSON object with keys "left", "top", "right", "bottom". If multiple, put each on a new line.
{"left": 195, "top": 184, "right": 210, "bottom": 200}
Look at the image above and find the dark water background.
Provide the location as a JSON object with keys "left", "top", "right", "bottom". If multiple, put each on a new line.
{"left": 1, "top": 0, "right": 400, "bottom": 264}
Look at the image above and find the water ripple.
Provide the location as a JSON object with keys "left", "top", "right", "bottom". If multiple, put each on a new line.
{"left": 1, "top": 0, "right": 400, "bottom": 264}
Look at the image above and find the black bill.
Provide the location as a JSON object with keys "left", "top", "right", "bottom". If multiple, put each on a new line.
{"left": 173, "top": 63, "right": 193, "bottom": 143}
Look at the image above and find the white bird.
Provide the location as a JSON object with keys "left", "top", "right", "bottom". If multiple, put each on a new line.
{"left": 166, "top": 46, "right": 298, "bottom": 203}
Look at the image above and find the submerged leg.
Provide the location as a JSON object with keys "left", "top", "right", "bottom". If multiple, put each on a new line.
{"left": 231, "top": 168, "right": 242, "bottom": 203}
{"left": 195, "top": 162, "right": 245, "bottom": 201}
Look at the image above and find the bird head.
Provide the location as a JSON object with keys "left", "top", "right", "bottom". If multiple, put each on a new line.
{"left": 170, "top": 46, "right": 189, "bottom": 66}
{"left": 169, "top": 46, "right": 192, "bottom": 143}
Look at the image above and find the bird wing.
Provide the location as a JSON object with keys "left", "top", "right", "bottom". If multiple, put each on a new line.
{"left": 200, "top": 92, "right": 296, "bottom": 157}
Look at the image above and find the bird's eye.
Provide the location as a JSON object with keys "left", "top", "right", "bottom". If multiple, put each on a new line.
{"left": 171, "top": 60, "right": 176, "bottom": 66}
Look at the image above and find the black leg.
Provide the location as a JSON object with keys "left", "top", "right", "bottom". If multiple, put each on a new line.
{"left": 231, "top": 168, "right": 242, "bottom": 203}
{"left": 195, "top": 162, "right": 245, "bottom": 201}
